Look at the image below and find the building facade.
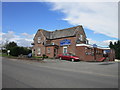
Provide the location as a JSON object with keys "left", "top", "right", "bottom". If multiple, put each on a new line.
{"left": 76, "top": 44, "right": 115, "bottom": 61}
{"left": 32, "top": 25, "right": 115, "bottom": 61}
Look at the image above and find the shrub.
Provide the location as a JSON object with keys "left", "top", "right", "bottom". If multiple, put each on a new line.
{"left": 42, "top": 54, "right": 48, "bottom": 58}
{"left": 10, "top": 46, "right": 32, "bottom": 56}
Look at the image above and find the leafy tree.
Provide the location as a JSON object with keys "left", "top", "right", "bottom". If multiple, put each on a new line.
{"left": 1, "top": 40, "right": 9, "bottom": 50}
{"left": 109, "top": 40, "right": 120, "bottom": 59}
{"left": 2, "top": 41, "right": 32, "bottom": 56}
{"left": 109, "top": 41, "right": 114, "bottom": 49}
{"left": 6, "top": 41, "right": 17, "bottom": 50}
{"left": 10, "top": 46, "right": 32, "bottom": 56}
{"left": 10, "top": 46, "right": 21, "bottom": 56}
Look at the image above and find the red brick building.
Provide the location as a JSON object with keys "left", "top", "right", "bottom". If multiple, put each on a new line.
{"left": 76, "top": 44, "right": 115, "bottom": 61}
{"left": 32, "top": 25, "right": 115, "bottom": 61}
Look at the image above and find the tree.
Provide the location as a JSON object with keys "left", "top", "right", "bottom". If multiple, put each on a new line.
{"left": 109, "top": 40, "right": 120, "bottom": 59}
{"left": 1, "top": 40, "right": 9, "bottom": 50}
{"left": 109, "top": 41, "right": 114, "bottom": 49}
{"left": 2, "top": 41, "right": 32, "bottom": 56}
{"left": 9, "top": 46, "right": 32, "bottom": 56}
{"left": 10, "top": 46, "right": 21, "bottom": 56}
{"left": 6, "top": 41, "right": 17, "bottom": 50}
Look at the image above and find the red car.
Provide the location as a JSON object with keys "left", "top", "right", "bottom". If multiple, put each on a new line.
{"left": 57, "top": 53, "right": 80, "bottom": 62}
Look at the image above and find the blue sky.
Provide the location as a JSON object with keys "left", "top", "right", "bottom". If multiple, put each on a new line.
{"left": 2, "top": 2, "right": 72, "bottom": 33}
{"left": 1, "top": 2, "right": 118, "bottom": 47}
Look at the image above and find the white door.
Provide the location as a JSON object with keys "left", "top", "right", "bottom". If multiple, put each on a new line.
{"left": 63, "top": 46, "right": 67, "bottom": 53}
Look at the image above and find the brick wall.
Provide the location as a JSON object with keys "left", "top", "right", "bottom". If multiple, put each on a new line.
{"left": 95, "top": 48, "right": 104, "bottom": 61}
{"left": 33, "top": 27, "right": 87, "bottom": 58}
{"left": 33, "top": 30, "right": 46, "bottom": 56}
{"left": 76, "top": 46, "right": 94, "bottom": 61}
{"left": 45, "top": 46, "right": 55, "bottom": 58}
{"left": 51, "top": 37, "right": 77, "bottom": 55}
{"left": 107, "top": 49, "right": 115, "bottom": 61}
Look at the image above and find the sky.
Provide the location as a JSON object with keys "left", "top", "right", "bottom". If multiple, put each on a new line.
{"left": 1, "top": 1, "right": 119, "bottom": 47}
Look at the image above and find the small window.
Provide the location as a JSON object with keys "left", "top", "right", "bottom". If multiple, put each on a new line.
{"left": 86, "top": 40, "right": 88, "bottom": 44}
{"left": 38, "top": 37, "right": 41, "bottom": 43}
{"left": 51, "top": 42, "right": 55, "bottom": 45}
{"left": 47, "top": 48, "right": 50, "bottom": 53}
{"left": 79, "top": 34, "right": 83, "bottom": 41}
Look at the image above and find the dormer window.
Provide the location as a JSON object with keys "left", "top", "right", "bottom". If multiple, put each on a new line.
{"left": 51, "top": 42, "right": 55, "bottom": 45}
{"left": 38, "top": 37, "right": 41, "bottom": 43}
{"left": 79, "top": 34, "right": 83, "bottom": 41}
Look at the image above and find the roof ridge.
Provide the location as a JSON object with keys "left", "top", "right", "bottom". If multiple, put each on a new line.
{"left": 36, "top": 25, "right": 83, "bottom": 39}
{"left": 55, "top": 25, "right": 82, "bottom": 32}
{"left": 38, "top": 25, "right": 82, "bottom": 32}
{"left": 38, "top": 29, "right": 53, "bottom": 33}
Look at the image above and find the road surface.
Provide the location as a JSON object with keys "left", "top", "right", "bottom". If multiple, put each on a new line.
{"left": 2, "top": 57, "right": 118, "bottom": 88}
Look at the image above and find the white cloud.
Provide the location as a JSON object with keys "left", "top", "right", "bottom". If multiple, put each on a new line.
{"left": 1, "top": 31, "right": 35, "bottom": 47}
{"left": 21, "top": 33, "right": 35, "bottom": 39}
{"left": 17, "top": 39, "right": 33, "bottom": 47}
{"left": 2, "top": 31, "right": 20, "bottom": 41}
{"left": 49, "top": 2, "right": 118, "bottom": 38}
{"left": 88, "top": 38, "right": 117, "bottom": 47}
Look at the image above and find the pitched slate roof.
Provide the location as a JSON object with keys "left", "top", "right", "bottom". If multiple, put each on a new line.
{"left": 38, "top": 25, "right": 85, "bottom": 39}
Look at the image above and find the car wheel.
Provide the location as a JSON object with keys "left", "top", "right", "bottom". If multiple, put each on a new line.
{"left": 71, "top": 58, "right": 74, "bottom": 62}
{"left": 59, "top": 57, "right": 62, "bottom": 60}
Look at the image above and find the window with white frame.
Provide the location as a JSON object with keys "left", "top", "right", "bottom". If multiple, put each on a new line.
{"left": 38, "top": 37, "right": 41, "bottom": 43}
{"left": 79, "top": 34, "right": 83, "bottom": 41}
{"left": 63, "top": 46, "right": 67, "bottom": 53}
{"left": 47, "top": 48, "right": 50, "bottom": 53}
{"left": 37, "top": 48, "right": 41, "bottom": 54}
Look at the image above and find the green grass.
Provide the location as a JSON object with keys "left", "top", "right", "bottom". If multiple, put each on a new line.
{"left": 0, "top": 53, "right": 17, "bottom": 58}
{"left": 0, "top": 53, "right": 48, "bottom": 60}
{"left": 33, "top": 56, "right": 43, "bottom": 58}
{"left": 0, "top": 53, "right": 8, "bottom": 57}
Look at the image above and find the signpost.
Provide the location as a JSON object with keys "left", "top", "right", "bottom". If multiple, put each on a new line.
{"left": 7, "top": 50, "right": 10, "bottom": 56}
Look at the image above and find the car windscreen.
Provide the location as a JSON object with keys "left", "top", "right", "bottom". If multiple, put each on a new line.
{"left": 70, "top": 54, "right": 76, "bottom": 56}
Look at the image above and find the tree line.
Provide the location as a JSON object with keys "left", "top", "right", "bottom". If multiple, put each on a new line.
{"left": 109, "top": 40, "right": 120, "bottom": 60}
{"left": 2, "top": 41, "right": 32, "bottom": 56}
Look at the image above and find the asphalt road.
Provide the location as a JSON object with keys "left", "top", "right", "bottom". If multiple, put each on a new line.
{"left": 2, "top": 57, "right": 118, "bottom": 88}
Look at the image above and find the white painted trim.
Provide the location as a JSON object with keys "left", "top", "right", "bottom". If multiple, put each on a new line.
{"left": 76, "top": 44, "right": 93, "bottom": 47}
{"left": 97, "top": 47, "right": 110, "bottom": 50}
{"left": 76, "top": 44, "right": 110, "bottom": 50}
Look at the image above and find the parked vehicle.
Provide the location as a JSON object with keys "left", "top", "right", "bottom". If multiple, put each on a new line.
{"left": 57, "top": 53, "right": 80, "bottom": 62}
{"left": 98, "top": 57, "right": 106, "bottom": 62}
{"left": 27, "top": 53, "right": 32, "bottom": 58}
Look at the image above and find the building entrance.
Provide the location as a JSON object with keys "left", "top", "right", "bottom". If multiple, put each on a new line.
{"left": 54, "top": 46, "right": 59, "bottom": 58}
{"left": 63, "top": 46, "right": 67, "bottom": 53}
{"left": 54, "top": 48, "right": 58, "bottom": 57}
